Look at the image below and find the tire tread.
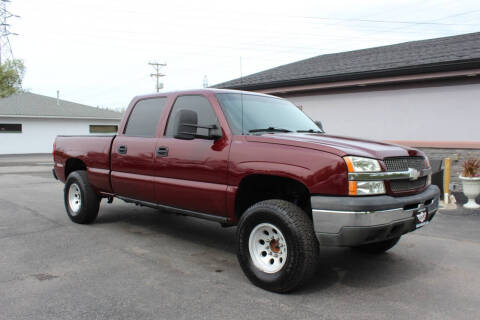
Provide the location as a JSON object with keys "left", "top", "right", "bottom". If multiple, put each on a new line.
{"left": 237, "top": 199, "right": 319, "bottom": 292}
{"left": 64, "top": 170, "right": 100, "bottom": 224}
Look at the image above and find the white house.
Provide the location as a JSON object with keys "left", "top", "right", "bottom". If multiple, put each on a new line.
{"left": 0, "top": 92, "right": 123, "bottom": 154}
{"left": 215, "top": 31, "right": 480, "bottom": 186}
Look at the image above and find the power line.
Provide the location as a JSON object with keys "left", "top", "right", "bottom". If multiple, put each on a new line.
{"left": 40, "top": 2, "right": 480, "bottom": 27}
{"left": 375, "top": 9, "right": 480, "bottom": 35}
{"left": 148, "top": 61, "right": 166, "bottom": 93}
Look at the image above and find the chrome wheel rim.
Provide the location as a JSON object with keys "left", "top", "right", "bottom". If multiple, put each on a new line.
{"left": 248, "top": 223, "right": 287, "bottom": 273}
{"left": 68, "top": 183, "right": 82, "bottom": 215}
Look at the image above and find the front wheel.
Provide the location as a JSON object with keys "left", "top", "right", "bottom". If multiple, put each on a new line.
{"left": 64, "top": 170, "right": 100, "bottom": 224}
{"left": 353, "top": 236, "right": 401, "bottom": 254}
{"left": 236, "top": 200, "right": 319, "bottom": 293}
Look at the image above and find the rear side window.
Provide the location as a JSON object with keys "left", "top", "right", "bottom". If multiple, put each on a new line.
{"left": 165, "top": 95, "right": 219, "bottom": 137}
{"left": 124, "top": 97, "right": 167, "bottom": 137}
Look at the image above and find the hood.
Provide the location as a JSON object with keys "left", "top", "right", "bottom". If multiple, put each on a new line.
{"left": 245, "top": 133, "right": 423, "bottom": 159}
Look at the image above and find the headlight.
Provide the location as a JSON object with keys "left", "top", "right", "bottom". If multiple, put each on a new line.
{"left": 423, "top": 156, "right": 431, "bottom": 186}
{"left": 344, "top": 156, "right": 381, "bottom": 172}
{"left": 349, "top": 181, "right": 386, "bottom": 195}
{"left": 344, "top": 156, "right": 385, "bottom": 196}
{"left": 424, "top": 156, "right": 431, "bottom": 168}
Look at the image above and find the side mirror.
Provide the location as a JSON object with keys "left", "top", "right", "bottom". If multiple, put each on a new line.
{"left": 314, "top": 120, "right": 324, "bottom": 132}
{"left": 175, "top": 123, "right": 222, "bottom": 140}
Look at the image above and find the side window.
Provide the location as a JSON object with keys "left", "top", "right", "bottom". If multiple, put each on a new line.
{"left": 165, "top": 95, "right": 219, "bottom": 137}
{"left": 124, "top": 97, "right": 167, "bottom": 137}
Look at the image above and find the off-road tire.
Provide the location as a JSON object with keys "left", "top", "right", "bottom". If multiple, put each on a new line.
{"left": 236, "top": 199, "right": 319, "bottom": 293}
{"left": 64, "top": 170, "right": 100, "bottom": 224}
{"left": 353, "top": 236, "right": 401, "bottom": 254}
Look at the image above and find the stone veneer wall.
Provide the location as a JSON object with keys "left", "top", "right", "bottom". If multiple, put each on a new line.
{"left": 419, "top": 148, "right": 480, "bottom": 190}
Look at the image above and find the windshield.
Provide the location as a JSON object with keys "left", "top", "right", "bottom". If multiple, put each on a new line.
{"left": 216, "top": 93, "right": 321, "bottom": 135}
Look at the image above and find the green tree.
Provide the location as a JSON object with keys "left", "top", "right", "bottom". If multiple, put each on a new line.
{"left": 0, "top": 59, "right": 25, "bottom": 98}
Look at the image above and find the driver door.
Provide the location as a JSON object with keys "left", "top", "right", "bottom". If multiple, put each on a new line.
{"left": 153, "top": 94, "right": 230, "bottom": 217}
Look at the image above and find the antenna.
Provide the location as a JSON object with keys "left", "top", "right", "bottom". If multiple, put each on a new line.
{"left": 148, "top": 61, "right": 166, "bottom": 92}
{"left": 0, "top": 0, "right": 18, "bottom": 64}
{"left": 240, "top": 56, "right": 244, "bottom": 135}
{"left": 203, "top": 75, "right": 208, "bottom": 88}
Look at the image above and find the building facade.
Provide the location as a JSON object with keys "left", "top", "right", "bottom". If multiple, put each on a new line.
{"left": 0, "top": 93, "right": 123, "bottom": 154}
{"left": 214, "top": 32, "right": 480, "bottom": 188}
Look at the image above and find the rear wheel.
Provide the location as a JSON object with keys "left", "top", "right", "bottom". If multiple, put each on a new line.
{"left": 353, "top": 236, "right": 401, "bottom": 254}
{"left": 64, "top": 170, "right": 100, "bottom": 224}
{"left": 236, "top": 199, "right": 319, "bottom": 293}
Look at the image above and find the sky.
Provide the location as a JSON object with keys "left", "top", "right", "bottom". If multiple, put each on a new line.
{"left": 7, "top": 0, "right": 480, "bottom": 111}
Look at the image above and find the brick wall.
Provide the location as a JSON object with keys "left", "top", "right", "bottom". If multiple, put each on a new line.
{"left": 419, "top": 147, "right": 480, "bottom": 190}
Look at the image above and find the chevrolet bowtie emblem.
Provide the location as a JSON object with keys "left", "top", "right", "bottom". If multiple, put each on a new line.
{"left": 408, "top": 168, "right": 421, "bottom": 181}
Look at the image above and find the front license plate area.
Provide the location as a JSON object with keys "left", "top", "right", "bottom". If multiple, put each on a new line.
{"left": 415, "top": 208, "right": 428, "bottom": 228}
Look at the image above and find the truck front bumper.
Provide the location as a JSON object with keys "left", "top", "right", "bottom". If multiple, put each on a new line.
{"left": 311, "top": 185, "right": 440, "bottom": 247}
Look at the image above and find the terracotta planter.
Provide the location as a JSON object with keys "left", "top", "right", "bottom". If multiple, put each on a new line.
{"left": 459, "top": 176, "right": 480, "bottom": 209}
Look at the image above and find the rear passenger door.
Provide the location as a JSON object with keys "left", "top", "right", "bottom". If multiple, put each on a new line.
{"left": 111, "top": 97, "right": 167, "bottom": 202}
{"left": 153, "top": 94, "right": 230, "bottom": 216}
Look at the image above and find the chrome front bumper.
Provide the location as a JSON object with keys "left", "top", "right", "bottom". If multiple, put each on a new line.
{"left": 311, "top": 185, "right": 440, "bottom": 247}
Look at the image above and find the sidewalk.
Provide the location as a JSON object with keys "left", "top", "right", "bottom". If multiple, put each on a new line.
{"left": 440, "top": 200, "right": 480, "bottom": 215}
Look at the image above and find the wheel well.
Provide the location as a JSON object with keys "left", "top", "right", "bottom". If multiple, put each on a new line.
{"left": 65, "top": 158, "right": 86, "bottom": 178}
{"left": 235, "top": 174, "right": 311, "bottom": 220}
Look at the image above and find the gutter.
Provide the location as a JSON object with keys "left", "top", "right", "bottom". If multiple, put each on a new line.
{"left": 0, "top": 115, "right": 122, "bottom": 120}
{"left": 257, "top": 68, "right": 480, "bottom": 95}
{"left": 386, "top": 140, "right": 480, "bottom": 149}
{"left": 215, "top": 59, "right": 480, "bottom": 93}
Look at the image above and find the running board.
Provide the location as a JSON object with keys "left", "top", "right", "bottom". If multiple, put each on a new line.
{"left": 116, "top": 196, "right": 230, "bottom": 224}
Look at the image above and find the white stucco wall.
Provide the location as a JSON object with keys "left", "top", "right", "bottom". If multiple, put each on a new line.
{"left": 0, "top": 117, "right": 120, "bottom": 154}
{"left": 286, "top": 81, "right": 480, "bottom": 142}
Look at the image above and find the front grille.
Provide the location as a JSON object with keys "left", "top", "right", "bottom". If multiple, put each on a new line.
{"left": 384, "top": 157, "right": 425, "bottom": 172}
{"left": 384, "top": 157, "right": 427, "bottom": 193}
{"left": 390, "top": 176, "right": 427, "bottom": 192}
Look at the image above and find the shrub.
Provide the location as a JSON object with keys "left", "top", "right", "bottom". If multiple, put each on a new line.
{"left": 461, "top": 158, "right": 480, "bottom": 178}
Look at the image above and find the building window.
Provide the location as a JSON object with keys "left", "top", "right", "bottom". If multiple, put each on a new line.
{"left": 89, "top": 125, "right": 118, "bottom": 134}
{"left": 0, "top": 123, "right": 22, "bottom": 133}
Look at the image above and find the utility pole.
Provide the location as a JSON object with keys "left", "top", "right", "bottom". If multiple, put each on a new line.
{"left": 148, "top": 61, "right": 166, "bottom": 92}
{"left": 0, "top": 0, "right": 18, "bottom": 64}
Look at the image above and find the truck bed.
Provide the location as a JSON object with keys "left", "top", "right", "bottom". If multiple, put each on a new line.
{"left": 53, "top": 135, "right": 116, "bottom": 193}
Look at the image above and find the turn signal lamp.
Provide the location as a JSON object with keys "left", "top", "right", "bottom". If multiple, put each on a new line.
{"left": 344, "top": 156, "right": 385, "bottom": 196}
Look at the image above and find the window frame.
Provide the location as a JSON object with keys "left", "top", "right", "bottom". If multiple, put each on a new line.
{"left": 123, "top": 96, "right": 167, "bottom": 138}
{"left": 164, "top": 94, "right": 221, "bottom": 138}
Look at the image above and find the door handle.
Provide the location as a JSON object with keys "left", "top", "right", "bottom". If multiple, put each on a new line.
{"left": 157, "top": 146, "right": 169, "bottom": 157}
{"left": 118, "top": 145, "right": 127, "bottom": 154}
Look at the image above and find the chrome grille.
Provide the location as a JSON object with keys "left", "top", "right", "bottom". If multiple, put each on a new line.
{"left": 384, "top": 157, "right": 425, "bottom": 172}
{"left": 390, "top": 176, "right": 427, "bottom": 192}
{"left": 384, "top": 157, "right": 427, "bottom": 193}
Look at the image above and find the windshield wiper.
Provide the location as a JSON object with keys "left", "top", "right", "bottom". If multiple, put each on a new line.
{"left": 297, "top": 129, "right": 323, "bottom": 133}
{"left": 249, "top": 127, "right": 292, "bottom": 133}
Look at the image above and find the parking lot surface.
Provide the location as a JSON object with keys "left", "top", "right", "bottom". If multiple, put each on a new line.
{"left": 1, "top": 154, "right": 480, "bottom": 320}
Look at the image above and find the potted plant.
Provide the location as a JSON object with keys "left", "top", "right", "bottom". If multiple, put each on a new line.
{"left": 459, "top": 158, "right": 480, "bottom": 209}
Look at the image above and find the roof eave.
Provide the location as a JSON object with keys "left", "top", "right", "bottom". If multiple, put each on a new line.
{"left": 0, "top": 114, "right": 122, "bottom": 120}
{"left": 216, "top": 59, "right": 480, "bottom": 92}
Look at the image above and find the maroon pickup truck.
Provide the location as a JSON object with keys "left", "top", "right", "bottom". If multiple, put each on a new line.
{"left": 53, "top": 89, "right": 439, "bottom": 292}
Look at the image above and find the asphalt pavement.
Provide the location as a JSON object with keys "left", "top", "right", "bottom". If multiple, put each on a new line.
{"left": 1, "top": 154, "right": 479, "bottom": 320}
